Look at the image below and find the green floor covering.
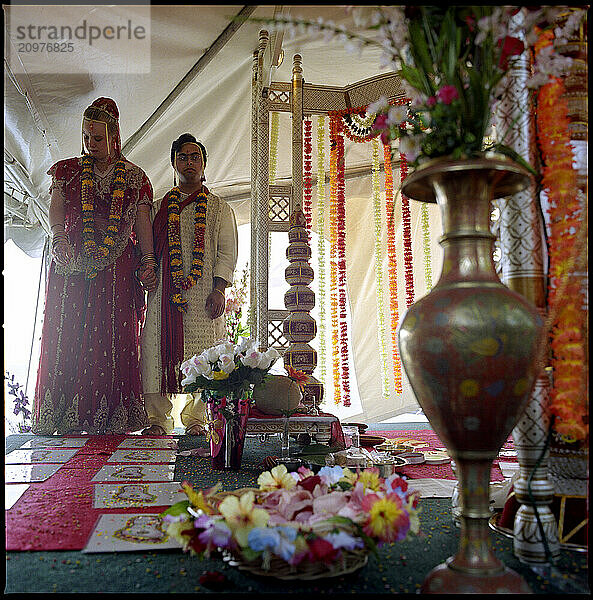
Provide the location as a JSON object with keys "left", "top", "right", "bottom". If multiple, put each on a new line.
{"left": 5, "top": 431, "right": 589, "bottom": 595}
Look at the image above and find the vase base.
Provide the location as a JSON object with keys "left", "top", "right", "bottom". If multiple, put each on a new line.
{"left": 421, "top": 562, "right": 532, "bottom": 594}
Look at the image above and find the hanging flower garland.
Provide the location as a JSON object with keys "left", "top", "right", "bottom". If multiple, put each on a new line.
{"left": 81, "top": 155, "right": 127, "bottom": 279}
{"left": 269, "top": 111, "right": 280, "bottom": 184}
{"left": 383, "top": 142, "right": 403, "bottom": 393}
{"left": 329, "top": 117, "right": 342, "bottom": 405}
{"left": 167, "top": 188, "right": 208, "bottom": 313}
{"left": 399, "top": 153, "right": 415, "bottom": 307}
{"left": 316, "top": 115, "right": 328, "bottom": 388}
{"left": 335, "top": 128, "right": 351, "bottom": 407}
{"left": 536, "top": 58, "right": 587, "bottom": 442}
{"left": 372, "top": 138, "right": 390, "bottom": 401}
{"left": 303, "top": 118, "right": 313, "bottom": 232}
{"left": 421, "top": 203, "right": 433, "bottom": 291}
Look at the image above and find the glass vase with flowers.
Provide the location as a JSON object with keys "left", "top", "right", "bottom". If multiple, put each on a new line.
{"left": 181, "top": 338, "right": 280, "bottom": 470}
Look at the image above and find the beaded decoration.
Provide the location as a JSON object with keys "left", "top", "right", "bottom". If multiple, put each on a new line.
{"left": 316, "top": 115, "right": 328, "bottom": 388}
{"left": 372, "top": 138, "right": 390, "bottom": 402}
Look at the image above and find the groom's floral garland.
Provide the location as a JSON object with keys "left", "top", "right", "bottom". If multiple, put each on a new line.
{"left": 167, "top": 187, "right": 208, "bottom": 312}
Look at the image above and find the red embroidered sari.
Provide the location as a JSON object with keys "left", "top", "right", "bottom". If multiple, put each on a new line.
{"left": 33, "top": 157, "right": 152, "bottom": 434}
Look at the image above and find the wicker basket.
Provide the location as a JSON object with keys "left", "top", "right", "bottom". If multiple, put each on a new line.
{"left": 221, "top": 548, "right": 368, "bottom": 580}
{"left": 213, "top": 487, "right": 369, "bottom": 580}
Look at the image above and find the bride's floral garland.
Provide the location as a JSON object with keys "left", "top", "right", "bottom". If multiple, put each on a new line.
{"left": 167, "top": 188, "right": 208, "bottom": 312}
{"left": 81, "top": 155, "right": 127, "bottom": 279}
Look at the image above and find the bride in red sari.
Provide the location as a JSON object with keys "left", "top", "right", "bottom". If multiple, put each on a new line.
{"left": 32, "top": 98, "right": 157, "bottom": 434}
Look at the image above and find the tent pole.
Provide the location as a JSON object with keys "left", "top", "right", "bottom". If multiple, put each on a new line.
{"left": 122, "top": 5, "right": 257, "bottom": 155}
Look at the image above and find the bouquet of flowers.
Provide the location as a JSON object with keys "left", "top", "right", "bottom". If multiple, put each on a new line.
{"left": 180, "top": 338, "right": 280, "bottom": 401}
{"left": 163, "top": 464, "right": 420, "bottom": 578}
{"left": 258, "top": 6, "right": 583, "bottom": 170}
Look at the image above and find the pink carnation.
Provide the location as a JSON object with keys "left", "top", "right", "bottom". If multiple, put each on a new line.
{"left": 436, "top": 85, "right": 459, "bottom": 105}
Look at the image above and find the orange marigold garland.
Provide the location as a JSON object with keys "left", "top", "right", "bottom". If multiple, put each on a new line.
{"left": 383, "top": 142, "right": 403, "bottom": 393}
{"left": 399, "top": 153, "right": 415, "bottom": 307}
{"left": 329, "top": 117, "right": 342, "bottom": 405}
{"left": 537, "top": 73, "right": 588, "bottom": 442}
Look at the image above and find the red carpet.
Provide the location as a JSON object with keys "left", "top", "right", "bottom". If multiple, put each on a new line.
{"left": 5, "top": 436, "right": 175, "bottom": 551}
{"left": 5, "top": 430, "right": 515, "bottom": 551}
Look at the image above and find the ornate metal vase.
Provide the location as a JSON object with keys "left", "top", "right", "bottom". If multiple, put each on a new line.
{"left": 399, "top": 156, "right": 543, "bottom": 593}
{"left": 204, "top": 391, "right": 251, "bottom": 470}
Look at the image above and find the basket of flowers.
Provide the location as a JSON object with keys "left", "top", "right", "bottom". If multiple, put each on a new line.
{"left": 162, "top": 464, "right": 420, "bottom": 580}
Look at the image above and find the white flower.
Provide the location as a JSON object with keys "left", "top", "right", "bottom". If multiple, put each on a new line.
{"left": 190, "top": 354, "right": 211, "bottom": 376}
{"left": 180, "top": 372, "right": 197, "bottom": 387}
{"left": 218, "top": 353, "right": 236, "bottom": 375}
{"left": 387, "top": 105, "right": 408, "bottom": 126}
{"left": 367, "top": 95, "right": 389, "bottom": 116}
{"left": 241, "top": 350, "right": 262, "bottom": 369}
{"left": 204, "top": 345, "right": 221, "bottom": 364}
{"left": 259, "top": 347, "right": 280, "bottom": 370}
{"left": 399, "top": 134, "right": 424, "bottom": 163}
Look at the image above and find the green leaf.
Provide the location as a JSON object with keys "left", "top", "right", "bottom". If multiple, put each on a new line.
{"left": 161, "top": 500, "right": 190, "bottom": 517}
{"left": 493, "top": 144, "right": 538, "bottom": 177}
{"left": 241, "top": 547, "right": 261, "bottom": 563}
{"left": 410, "top": 18, "right": 434, "bottom": 77}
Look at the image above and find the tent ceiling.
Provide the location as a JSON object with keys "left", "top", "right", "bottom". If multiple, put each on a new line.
{"left": 4, "top": 5, "right": 393, "bottom": 256}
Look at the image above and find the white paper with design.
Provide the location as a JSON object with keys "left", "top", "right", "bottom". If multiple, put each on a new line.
{"left": 83, "top": 513, "right": 183, "bottom": 553}
{"left": 92, "top": 482, "right": 185, "bottom": 509}
{"left": 5, "top": 448, "right": 80, "bottom": 464}
{"left": 91, "top": 463, "right": 176, "bottom": 482}
{"left": 5, "top": 463, "right": 63, "bottom": 483}
{"left": 106, "top": 449, "right": 177, "bottom": 463}
{"left": 116, "top": 437, "right": 179, "bottom": 450}
{"left": 19, "top": 437, "right": 89, "bottom": 449}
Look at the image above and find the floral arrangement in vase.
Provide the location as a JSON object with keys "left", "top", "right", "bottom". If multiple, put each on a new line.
{"left": 181, "top": 339, "right": 281, "bottom": 469}
{"left": 162, "top": 463, "right": 420, "bottom": 578}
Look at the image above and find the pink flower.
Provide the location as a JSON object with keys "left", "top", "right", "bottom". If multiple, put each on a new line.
{"left": 306, "top": 537, "right": 340, "bottom": 565}
{"left": 426, "top": 96, "right": 437, "bottom": 107}
{"left": 436, "top": 85, "right": 459, "bottom": 105}
{"left": 373, "top": 113, "right": 388, "bottom": 130}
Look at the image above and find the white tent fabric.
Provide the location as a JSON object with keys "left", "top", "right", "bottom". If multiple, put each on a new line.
{"left": 4, "top": 5, "right": 445, "bottom": 421}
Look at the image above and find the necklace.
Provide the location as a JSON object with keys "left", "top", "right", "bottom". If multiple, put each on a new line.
{"left": 81, "top": 155, "right": 127, "bottom": 279}
{"left": 166, "top": 187, "right": 208, "bottom": 312}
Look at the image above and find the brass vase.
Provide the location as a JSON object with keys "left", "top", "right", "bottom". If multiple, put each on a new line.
{"left": 398, "top": 156, "right": 543, "bottom": 593}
